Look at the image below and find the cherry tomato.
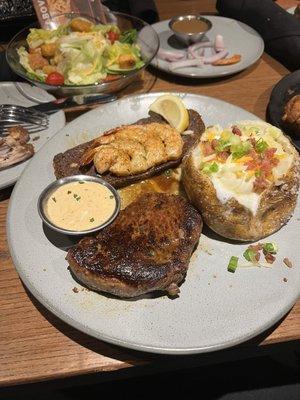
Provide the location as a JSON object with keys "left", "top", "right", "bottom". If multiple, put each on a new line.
{"left": 107, "top": 30, "right": 119, "bottom": 44}
{"left": 103, "top": 74, "right": 121, "bottom": 82}
{"left": 45, "top": 72, "right": 64, "bottom": 86}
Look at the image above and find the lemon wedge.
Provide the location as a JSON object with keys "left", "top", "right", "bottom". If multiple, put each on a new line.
{"left": 149, "top": 94, "right": 189, "bottom": 133}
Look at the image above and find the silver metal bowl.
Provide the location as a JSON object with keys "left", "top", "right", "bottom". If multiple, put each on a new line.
{"left": 169, "top": 15, "right": 212, "bottom": 45}
{"left": 37, "top": 175, "right": 120, "bottom": 236}
{"left": 6, "top": 12, "right": 159, "bottom": 97}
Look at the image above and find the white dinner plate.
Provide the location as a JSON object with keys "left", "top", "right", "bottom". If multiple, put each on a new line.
{"left": 0, "top": 82, "right": 65, "bottom": 189}
{"left": 7, "top": 92, "right": 300, "bottom": 354}
{"left": 150, "top": 16, "right": 264, "bottom": 78}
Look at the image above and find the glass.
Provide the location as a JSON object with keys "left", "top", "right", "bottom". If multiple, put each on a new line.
{"left": 6, "top": 12, "right": 159, "bottom": 97}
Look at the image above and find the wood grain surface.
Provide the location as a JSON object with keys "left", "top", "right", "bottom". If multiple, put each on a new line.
{"left": 1, "top": 0, "right": 300, "bottom": 388}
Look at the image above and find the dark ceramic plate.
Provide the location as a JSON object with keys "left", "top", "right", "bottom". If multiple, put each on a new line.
{"left": 266, "top": 70, "right": 300, "bottom": 151}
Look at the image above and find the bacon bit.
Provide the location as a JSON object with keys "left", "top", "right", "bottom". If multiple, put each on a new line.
{"left": 211, "top": 139, "right": 219, "bottom": 149}
{"left": 253, "top": 176, "right": 269, "bottom": 193}
{"left": 265, "top": 253, "right": 276, "bottom": 264}
{"left": 232, "top": 125, "right": 242, "bottom": 136}
{"left": 264, "top": 148, "right": 277, "bottom": 159}
{"left": 249, "top": 243, "right": 263, "bottom": 252}
{"left": 254, "top": 252, "right": 261, "bottom": 262}
{"left": 270, "top": 157, "right": 280, "bottom": 167}
{"left": 217, "top": 151, "right": 230, "bottom": 162}
{"left": 260, "top": 160, "right": 273, "bottom": 173}
{"left": 249, "top": 137, "right": 257, "bottom": 147}
{"left": 202, "top": 141, "right": 214, "bottom": 156}
{"left": 283, "top": 257, "right": 293, "bottom": 268}
{"left": 246, "top": 160, "right": 257, "bottom": 171}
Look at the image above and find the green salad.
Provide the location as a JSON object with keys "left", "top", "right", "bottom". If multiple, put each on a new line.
{"left": 17, "top": 17, "right": 144, "bottom": 86}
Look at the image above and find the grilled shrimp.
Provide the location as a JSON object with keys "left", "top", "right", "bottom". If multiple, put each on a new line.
{"left": 80, "top": 123, "right": 183, "bottom": 176}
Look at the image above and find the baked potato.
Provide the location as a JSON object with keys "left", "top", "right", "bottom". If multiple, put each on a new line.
{"left": 182, "top": 121, "right": 300, "bottom": 241}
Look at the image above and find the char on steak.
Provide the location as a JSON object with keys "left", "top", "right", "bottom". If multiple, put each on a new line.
{"left": 53, "top": 109, "right": 205, "bottom": 188}
{"left": 67, "top": 193, "right": 202, "bottom": 298}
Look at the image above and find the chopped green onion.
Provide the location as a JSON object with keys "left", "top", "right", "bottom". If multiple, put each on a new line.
{"left": 255, "top": 170, "right": 262, "bottom": 177}
{"left": 227, "top": 256, "right": 239, "bottom": 273}
{"left": 209, "top": 162, "right": 219, "bottom": 173}
{"left": 202, "top": 162, "right": 219, "bottom": 174}
{"left": 216, "top": 139, "right": 231, "bottom": 152}
{"left": 231, "top": 141, "right": 252, "bottom": 160}
{"left": 263, "top": 242, "right": 278, "bottom": 254}
{"left": 243, "top": 248, "right": 257, "bottom": 263}
{"left": 90, "top": 217, "right": 95, "bottom": 222}
{"left": 255, "top": 138, "right": 268, "bottom": 153}
{"left": 52, "top": 197, "right": 56, "bottom": 202}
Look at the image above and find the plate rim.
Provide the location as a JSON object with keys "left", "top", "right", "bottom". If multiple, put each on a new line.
{"left": 0, "top": 81, "right": 66, "bottom": 190}
{"left": 150, "top": 16, "right": 265, "bottom": 79}
{"left": 266, "top": 70, "right": 300, "bottom": 151}
{"left": 7, "top": 91, "right": 300, "bottom": 355}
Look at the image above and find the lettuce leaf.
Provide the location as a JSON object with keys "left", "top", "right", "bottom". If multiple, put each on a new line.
{"left": 27, "top": 24, "right": 68, "bottom": 49}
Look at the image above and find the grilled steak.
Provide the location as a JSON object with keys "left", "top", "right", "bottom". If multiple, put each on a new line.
{"left": 67, "top": 193, "right": 202, "bottom": 298}
{"left": 53, "top": 109, "right": 205, "bottom": 188}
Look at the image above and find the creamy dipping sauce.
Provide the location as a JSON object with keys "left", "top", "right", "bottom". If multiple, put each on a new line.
{"left": 45, "top": 181, "right": 116, "bottom": 231}
{"left": 172, "top": 18, "right": 209, "bottom": 33}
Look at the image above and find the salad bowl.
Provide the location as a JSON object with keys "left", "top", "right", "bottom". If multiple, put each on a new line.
{"left": 6, "top": 12, "right": 159, "bottom": 97}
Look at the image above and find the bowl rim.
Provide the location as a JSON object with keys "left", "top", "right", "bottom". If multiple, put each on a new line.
{"left": 168, "top": 14, "right": 212, "bottom": 36}
{"left": 37, "top": 174, "right": 121, "bottom": 236}
{"left": 6, "top": 11, "right": 159, "bottom": 89}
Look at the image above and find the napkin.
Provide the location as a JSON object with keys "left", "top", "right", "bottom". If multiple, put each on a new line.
{"left": 216, "top": 0, "right": 300, "bottom": 71}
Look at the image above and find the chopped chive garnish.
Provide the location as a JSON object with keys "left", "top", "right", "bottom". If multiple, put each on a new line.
{"left": 243, "top": 248, "right": 257, "bottom": 263}
{"left": 90, "top": 217, "right": 95, "bottom": 222}
{"left": 78, "top": 181, "right": 85, "bottom": 184}
{"left": 67, "top": 190, "right": 72, "bottom": 194}
{"left": 263, "top": 242, "right": 278, "bottom": 254}
{"left": 76, "top": 196, "right": 81, "bottom": 201}
{"left": 227, "top": 256, "right": 239, "bottom": 273}
{"left": 52, "top": 197, "right": 56, "bottom": 202}
{"left": 109, "top": 195, "right": 114, "bottom": 199}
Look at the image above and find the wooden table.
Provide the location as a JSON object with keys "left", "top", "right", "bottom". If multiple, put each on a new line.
{"left": 1, "top": 0, "right": 300, "bottom": 389}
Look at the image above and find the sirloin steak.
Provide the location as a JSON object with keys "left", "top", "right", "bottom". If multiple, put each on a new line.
{"left": 67, "top": 193, "right": 202, "bottom": 298}
{"left": 53, "top": 109, "right": 205, "bottom": 188}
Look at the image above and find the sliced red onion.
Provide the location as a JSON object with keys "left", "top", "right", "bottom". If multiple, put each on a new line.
{"left": 169, "top": 58, "right": 204, "bottom": 70}
{"left": 157, "top": 49, "right": 186, "bottom": 62}
{"left": 203, "top": 49, "right": 228, "bottom": 64}
{"left": 188, "top": 40, "right": 213, "bottom": 53}
{"left": 214, "top": 34, "right": 225, "bottom": 52}
{"left": 188, "top": 46, "right": 205, "bottom": 59}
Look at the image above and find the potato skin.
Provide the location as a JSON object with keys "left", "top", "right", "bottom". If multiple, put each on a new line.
{"left": 182, "top": 141, "right": 300, "bottom": 242}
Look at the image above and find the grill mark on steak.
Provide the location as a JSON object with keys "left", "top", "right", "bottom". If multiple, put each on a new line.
{"left": 67, "top": 193, "right": 202, "bottom": 298}
{"left": 53, "top": 109, "right": 205, "bottom": 188}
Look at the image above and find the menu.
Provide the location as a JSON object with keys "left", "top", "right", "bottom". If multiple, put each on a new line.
{"left": 32, "top": 0, "right": 107, "bottom": 28}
